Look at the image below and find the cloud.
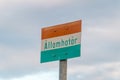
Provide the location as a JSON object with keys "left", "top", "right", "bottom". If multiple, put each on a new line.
{"left": 0, "top": 71, "right": 58, "bottom": 80}
{"left": 0, "top": 7, "right": 120, "bottom": 78}
{"left": 86, "top": 18, "right": 120, "bottom": 43}
{"left": 0, "top": 0, "right": 120, "bottom": 79}
{"left": 0, "top": 44, "right": 59, "bottom": 78}
{"left": 1, "top": 61, "right": 119, "bottom": 80}
{"left": 68, "top": 62, "right": 120, "bottom": 80}
{"left": 0, "top": 47, "right": 38, "bottom": 70}
{"left": 11, "top": 71, "right": 58, "bottom": 80}
{"left": 0, "top": 0, "right": 71, "bottom": 9}
{"left": 79, "top": 16, "right": 120, "bottom": 64}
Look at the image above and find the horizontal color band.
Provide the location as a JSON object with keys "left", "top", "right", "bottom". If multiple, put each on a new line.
{"left": 42, "top": 20, "right": 81, "bottom": 39}
{"left": 41, "top": 44, "right": 81, "bottom": 63}
{"left": 41, "top": 32, "right": 81, "bottom": 51}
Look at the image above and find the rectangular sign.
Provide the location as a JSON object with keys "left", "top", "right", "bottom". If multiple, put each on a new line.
{"left": 41, "top": 20, "right": 82, "bottom": 63}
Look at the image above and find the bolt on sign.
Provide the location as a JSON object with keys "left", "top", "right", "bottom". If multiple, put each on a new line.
{"left": 41, "top": 20, "right": 82, "bottom": 63}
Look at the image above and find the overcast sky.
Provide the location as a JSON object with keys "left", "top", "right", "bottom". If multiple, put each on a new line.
{"left": 0, "top": 0, "right": 120, "bottom": 80}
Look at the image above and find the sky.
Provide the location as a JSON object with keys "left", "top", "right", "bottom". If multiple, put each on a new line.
{"left": 0, "top": 0, "right": 120, "bottom": 80}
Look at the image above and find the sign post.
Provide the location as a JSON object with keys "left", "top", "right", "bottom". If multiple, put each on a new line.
{"left": 59, "top": 60, "right": 67, "bottom": 80}
{"left": 41, "top": 20, "right": 82, "bottom": 80}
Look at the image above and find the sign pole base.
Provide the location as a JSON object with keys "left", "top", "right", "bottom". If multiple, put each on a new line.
{"left": 59, "top": 59, "right": 67, "bottom": 80}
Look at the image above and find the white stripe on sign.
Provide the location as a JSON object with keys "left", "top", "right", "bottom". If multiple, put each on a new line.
{"left": 41, "top": 32, "right": 81, "bottom": 51}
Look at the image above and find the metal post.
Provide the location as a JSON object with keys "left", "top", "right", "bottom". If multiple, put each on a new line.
{"left": 59, "top": 59, "right": 67, "bottom": 80}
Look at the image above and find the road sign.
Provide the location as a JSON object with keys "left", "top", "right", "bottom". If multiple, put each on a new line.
{"left": 41, "top": 20, "right": 82, "bottom": 63}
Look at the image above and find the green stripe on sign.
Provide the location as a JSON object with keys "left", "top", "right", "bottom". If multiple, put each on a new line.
{"left": 41, "top": 44, "right": 81, "bottom": 63}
